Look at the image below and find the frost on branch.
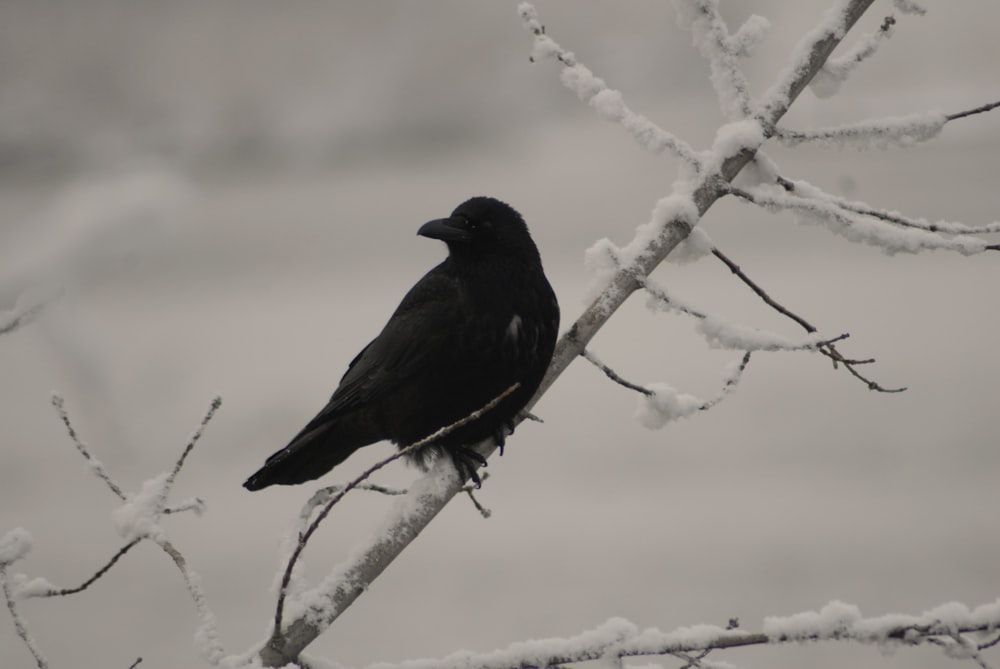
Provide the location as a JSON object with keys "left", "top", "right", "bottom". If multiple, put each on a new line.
{"left": 112, "top": 473, "right": 172, "bottom": 543}
{"left": 635, "top": 383, "right": 703, "bottom": 429}
{"left": 734, "top": 183, "right": 992, "bottom": 256}
{"left": 0, "top": 529, "right": 33, "bottom": 567}
{"left": 776, "top": 110, "right": 947, "bottom": 150}
{"left": 810, "top": 14, "right": 897, "bottom": 98}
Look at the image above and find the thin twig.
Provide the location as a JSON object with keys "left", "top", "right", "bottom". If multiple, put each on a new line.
{"left": 51, "top": 394, "right": 127, "bottom": 501}
{"left": 582, "top": 349, "right": 653, "bottom": 396}
{"left": 271, "top": 383, "right": 520, "bottom": 637}
{"left": 165, "top": 396, "right": 222, "bottom": 492}
{"left": 24, "top": 538, "right": 142, "bottom": 598}
{"left": 709, "top": 243, "right": 905, "bottom": 392}
{"left": 946, "top": 99, "right": 1000, "bottom": 122}
{"left": 463, "top": 481, "right": 493, "bottom": 519}
{"left": 775, "top": 174, "right": 1000, "bottom": 236}
{"left": 699, "top": 351, "right": 752, "bottom": 411}
{"left": 711, "top": 247, "right": 818, "bottom": 333}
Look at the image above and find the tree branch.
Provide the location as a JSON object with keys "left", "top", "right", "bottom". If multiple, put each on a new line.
{"left": 255, "top": 2, "right": 879, "bottom": 664}
{"left": 364, "top": 600, "right": 1000, "bottom": 669}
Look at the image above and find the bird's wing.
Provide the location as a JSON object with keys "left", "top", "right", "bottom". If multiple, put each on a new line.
{"left": 315, "top": 264, "right": 461, "bottom": 420}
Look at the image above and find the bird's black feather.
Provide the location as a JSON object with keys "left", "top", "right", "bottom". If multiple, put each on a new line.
{"left": 243, "top": 196, "right": 559, "bottom": 491}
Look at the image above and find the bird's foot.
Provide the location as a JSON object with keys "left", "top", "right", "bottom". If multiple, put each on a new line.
{"left": 449, "top": 446, "right": 487, "bottom": 488}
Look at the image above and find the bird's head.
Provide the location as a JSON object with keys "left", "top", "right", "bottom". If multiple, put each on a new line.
{"left": 418, "top": 196, "right": 541, "bottom": 264}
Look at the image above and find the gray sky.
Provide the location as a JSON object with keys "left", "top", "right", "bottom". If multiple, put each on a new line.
{"left": 1, "top": 2, "right": 998, "bottom": 668}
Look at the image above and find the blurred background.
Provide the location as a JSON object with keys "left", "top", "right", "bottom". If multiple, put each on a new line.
{"left": 1, "top": 1, "right": 998, "bottom": 668}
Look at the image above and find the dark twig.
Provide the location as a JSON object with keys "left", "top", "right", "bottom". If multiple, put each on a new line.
{"left": 582, "top": 349, "right": 653, "bottom": 396}
{"left": 272, "top": 383, "right": 520, "bottom": 638}
{"left": 946, "top": 99, "right": 1000, "bottom": 122}
{"left": 708, "top": 238, "right": 905, "bottom": 391}
{"left": 24, "top": 539, "right": 142, "bottom": 598}
{"left": 127, "top": 658, "right": 143, "bottom": 669}
{"left": 165, "top": 396, "right": 222, "bottom": 492}
{"left": 979, "top": 632, "right": 1000, "bottom": 651}
{"left": 700, "top": 351, "right": 753, "bottom": 411}
{"left": 711, "top": 247, "right": 818, "bottom": 333}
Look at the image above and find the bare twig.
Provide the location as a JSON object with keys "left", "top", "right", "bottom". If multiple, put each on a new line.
{"left": 582, "top": 349, "right": 653, "bottom": 396}
{"left": 710, "top": 247, "right": 817, "bottom": 333}
{"left": 165, "top": 396, "right": 222, "bottom": 492}
{"left": 709, "top": 244, "right": 905, "bottom": 392}
{"left": 946, "top": 99, "right": 1000, "bottom": 122}
{"left": 23, "top": 538, "right": 141, "bottom": 598}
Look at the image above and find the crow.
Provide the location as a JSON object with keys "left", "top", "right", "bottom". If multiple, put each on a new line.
{"left": 244, "top": 196, "right": 559, "bottom": 491}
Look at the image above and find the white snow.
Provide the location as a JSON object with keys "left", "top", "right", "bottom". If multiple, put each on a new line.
{"left": 676, "top": 0, "right": 755, "bottom": 119}
{"left": 668, "top": 227, "right": 714, "bottom": 265}
{"left": 11, "top": 575, "right": 56, "bottom": 599}
{"left": 620, "top": 194, "right": 701, "bottom": 264}
{"left": 112, "top": 472, "right": 171, "bottom": 543}
{"left": 696, "top": 316, "right": 828, "bottom": 351}
{"left": 521, "top": 2, "right": 699, "bottom": 165}
{"left": 704, "top": 119, "right": 766, "bottom": 174}
{"left": 893, "top": 0, "right": 927, "bottom": 15}
{"left": 726, "top": 14, "right": 770, "bottom": 57}
{"left": 809, "top": 20, "right": 894, "bottom": 99}
{"left": 739, "top": 183, "right": 990, "bottom": 256}
{"left": 764, "top": 600, "right": 862, "bottom": 641}
{"left": 0, "top": 528, "right": 33, "bottom": 565}
{"left": 759, "top": 1, "right": 855, "bottom": 117}
{"left": 776, "top": 110, "right": 947, "bottom": 150}
{"left": 635, "top": 383, "right": 703, "bottom": 429}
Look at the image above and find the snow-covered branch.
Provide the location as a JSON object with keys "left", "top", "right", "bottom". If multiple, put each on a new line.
{"left": 518, "top": 4, "right": 702, "bottom": 169}
{"left": 730, "top": 184, "right": 995, "bottom": 255}
{"left": 674, "top": 0, "right": 759, "bottom": 119}
{"left": 364, "top": 600, "right": 1000, "bottom": 669}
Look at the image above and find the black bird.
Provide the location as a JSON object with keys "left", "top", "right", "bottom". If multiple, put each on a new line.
{"left": 244, "top": 196, "right": 559, "bottom": 491}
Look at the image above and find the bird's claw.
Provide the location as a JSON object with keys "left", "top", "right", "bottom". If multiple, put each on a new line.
{"left": 449, "top": 446, "right": 487, "bottom": 488}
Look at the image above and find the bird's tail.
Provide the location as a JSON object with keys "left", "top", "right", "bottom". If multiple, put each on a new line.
{"left": 243, "top": 423, "right": 361, "bottom": 491}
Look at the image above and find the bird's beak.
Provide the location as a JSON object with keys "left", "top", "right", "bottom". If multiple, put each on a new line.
{"left": 417, "top": 217, "right": 473, "bottom": 243}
